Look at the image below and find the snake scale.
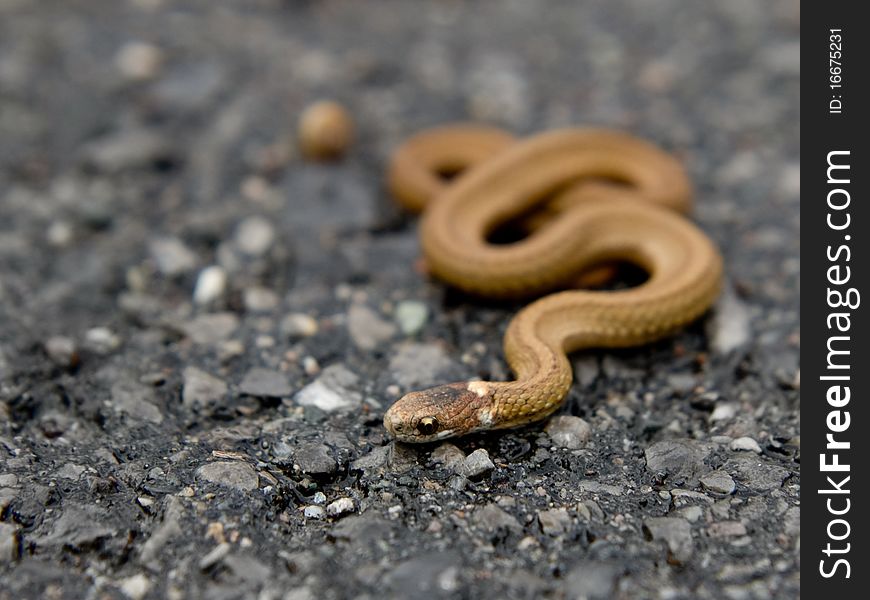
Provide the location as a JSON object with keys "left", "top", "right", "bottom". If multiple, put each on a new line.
{"left": 382, "top": 124, "right": 723, "bottom": 443}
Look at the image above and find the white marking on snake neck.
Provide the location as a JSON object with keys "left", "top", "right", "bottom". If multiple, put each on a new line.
{"left": 478, "top": 409, "right": 493, "bottom": 427}
{"left": 467, "top": 381, "right": 490, "bottom": 397}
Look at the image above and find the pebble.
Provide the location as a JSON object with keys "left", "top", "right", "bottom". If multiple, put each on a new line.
{"left": 326, "top": 497, "right": 355, "bottom": 517}
{"left": 347, "top": 304, "right": 397, "bottom": 350}
{"left": 0, "top": 522, "right": 19, "bottom": 562}
{"left": 643, "top": 517, "right": 694, "bottom": 564}
{"left": 700, "top": 470, "right": 737, "bottom": 495}
{"left": 196, "top": 461, "right": 259, "bottom": 492}
{"left": 111, "top": 379, "right": 164, "bottom": 424}
{"left": 730, "top": 437, "right": 762, "bottom": 453}
{"left": 388, "top": 343, "right": 455, "bottom": 389}
{"left": 430, "top": 443, "right": 466, "bottom": 471}
{"left": 297, "top": 100, "right": 354, "bottom": 160}
{"left": 304, "top": 505, "right": 326, "bottom": 519}
{"left": 83, "top": 128, "right": 173, "bottom": 172}
{"left": 84, "top": 327, "right": 122, "bottom": 354}
{"left": 709, "top": 402, "right": 738, "bottom": 422}
{"left": 312, "top": 491, "right": 327, "bottom": 505}
{"left": 149, "top": 237, "right": 197, "bottom": 276}
{"left": 678, "top": 506, "right": 704, "bottom": 523}
{"left": 726, "top": 455, "right": 789, "bottom": 492}
{"left": 544, "top": 416, "right": 592, "bottom": 449}
{"left": 708, "top": 521, "right": 748, "bottom": 538}
{"left": 537, "top": 507, "right": 572, "bottom": 536}
{"left": 280, "top": 313, "right": 319, "bottom": 339}
{"left": 199, "top": 542, "right": 231, "bottom": 570}
{"left": 238, "top": 368, "right": 293, "bottom": 398}
{"left": 394, "top": 300, "right": 429, "bottom": 335}
{"left": 473, "top": 504, "right": 522, "bottom": 534}
{"left": 644, "top": 439, "right": 711, "bottom": 481}
{"left": 44, "top": 336, "right": 79, "bottom": 368}
{"left": 294, "top": 363, "right": 362, "bottom": 412}
{"left": 243, "top": 286, "right": 279, "bottom": 312}
{"left": 182, "top": 367, "right": 228, "bottom": 413}
{"left": 140, "top": 497, "right": 184, "bottom": 563}
{"left": 182, "top": 313, "right": 239, "bottom": 345}
{"left": 707, "top": 284, "right": 751, "bottom": 355}
{"left": 562, "top": 561, "right": 620, "bottom": 600}
{"left": 293, "top": 442, "right": 337, "bottom": 475}
{"left": 193, "top": 266, "right": 227, "bottom": 304}
{"left": 115, "top": 41, "right": 163, "bottom": 81}
{"left": 118, "top": 573, "right": 152, "bottom": 600}
{"left": 457, "top": 448, "right": 494, "bottom": 479}
{"left": 234, "top": 216, "right": 275, "bottom": 257}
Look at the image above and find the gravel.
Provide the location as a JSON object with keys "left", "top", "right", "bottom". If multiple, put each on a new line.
{"left": 0, "top": 1, "right": 799, "bottom": 598}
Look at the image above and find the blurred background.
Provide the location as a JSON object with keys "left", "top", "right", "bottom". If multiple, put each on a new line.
{"left": 0, "top": 1, "right": 799, "bottom": 599}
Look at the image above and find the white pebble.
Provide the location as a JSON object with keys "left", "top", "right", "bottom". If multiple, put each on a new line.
{"left": 326, "top": 497, "right": 355, "bottom": 517}
{"left": 115, "top": 42, "right": 163, "bottom": 81}
{"left": 730, "top": 437, "right": 762, "bottom": 453}
{"left": 303, "top": 505, "right": 326, "bottom": 519}
{"left": 193, "top": 266, "right": 227, "bottom": 304}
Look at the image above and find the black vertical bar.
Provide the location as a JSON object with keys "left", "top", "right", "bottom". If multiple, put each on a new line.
{"left": 803, "top": 2, "right": 869, "bottom": 596}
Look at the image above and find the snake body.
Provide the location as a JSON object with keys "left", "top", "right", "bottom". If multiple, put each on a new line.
{"left": 383, "top": 125, "right": 723, "bottom": 443}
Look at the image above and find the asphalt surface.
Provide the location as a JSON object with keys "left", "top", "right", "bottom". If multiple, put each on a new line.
{"left": 0, "top": 1, "right": 800, "bottom": 598}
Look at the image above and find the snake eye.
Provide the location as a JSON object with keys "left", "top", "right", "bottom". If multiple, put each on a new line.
{"left": 417, "top": 416, "right": 439, "bottom": 436}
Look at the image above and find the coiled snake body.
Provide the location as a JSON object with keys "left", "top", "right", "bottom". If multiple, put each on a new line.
{"left": 383, "top": 125, "right": 723, "bottom": 443}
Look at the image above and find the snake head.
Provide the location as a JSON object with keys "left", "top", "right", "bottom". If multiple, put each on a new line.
{"left": 383, "top": 381, "right": 494, "bottom": 443}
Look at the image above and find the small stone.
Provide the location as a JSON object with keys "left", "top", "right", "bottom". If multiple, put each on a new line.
{"left": 294, "top": 364, "right": 362, "bottom": 412}
{"left": 115, "top": 41, "right": 163, "bottom": 80}
{"left": 234, "top": 216, "right": 275, "bottom": 257}
{"left": 395, "top": 300, "right": 429, "bottom": 335}
{"left": 537, "top": 508, "right": 572, "bottom": 536}
{"left": 111, "top": 379, "right": 163, "bottom": 424}
{"left": 84, "top": 327, "right": 122, "bottom": 354}
{"left": 562, "top": 561, "right": 620, "bottom": 600}
{"left": 239, "top": 368, "right": 292, "bottom": 398}
{"left": 182, "top": 313, "right": 239, "bottom": 345}
{"left": 196, "top": 461, "right": 258, "bottom": 492}
{"left": 281, "top": 313, "right": 318, "bottom": 338}
{"left": 311, "top": 492, "right": 327, "bottom": 504}
{"left": 457, "top": 448, "right": 494, "bottom": 479}
{"left": 47, "top": 220, "right": 74, "bottom": 247}
{"left": 298, "top": 100, "right": 354, "bottom": 161}
{"left": 709, "top": 403, "right": 738, "bottom": 422}
{"left": 430, "top": 443, "right": 465, "bottom": 471}
{"left": 708, "top": 521, "right": 747, "bottom": 538}
{"left": 294, "top": 443, "right": 337, "bottom": 475}
{"left": 149, "top": 237, "right": 197, "bottom": 276}
{"left": 56, "top": 463, "right": 87, "bottom": 480}
{"left": 0, "top": 522, "right": 19, "bottom": 562}
{"left": 303, "top": 505, "right": 326, "bottom": 519}
{"left": 182, "top": 367, "right": 228, "bottom": 413}
{"left": 707, "top": 284, "right": 751, "bottom": 355}
{"left": 726, "top": 455, "right": 789, "bottom": 492}
{"left": 388, "top": 343, "right": 455, "bottom": 389}
{"left": 243, "top": 286, "right": 279, "bottom": 312}
{"left": 193, "top": 266, "right": 227, "bottom": 305}
{"left": 326, "top": 497, "right": 355, "bottom": 517}
{"left": 678, "top": 506, "right": 704, "bottom": 523}
{"left": 44, "top": 336, "right": 79, "bottom": 368}
{"left": 199, "top": 542, "right": 231, "bottom": 570}
{"left": 83, "top": 128, "right": 173, "bottom": 172}
{"left": 700, "top": 470, "right": 737, "bottom": 495}
{"left": 350, "top": 445, "right": 391, "bottom": 472}
{"left": 644, "top": 439, "right": 711, "bottom": 482}
{"left": 730, "top": 437, "right": 762, "bottom": 453}
{"left": 545, "top": 416, "right": 592, "bottom": 449}
{"left": 643, "top": 517, "right": 694, "bottom": 564}
{"left": 119, "top": 574, "right": 152, "bottom": 600}
{"left": 302, "top": 356, "right": 320, "bottom": 376}
{"left": 473, "top": 504, "right": 522, "bottom": 534}
{"left": 348, "top": 304, "right": 397, "bottom": 350}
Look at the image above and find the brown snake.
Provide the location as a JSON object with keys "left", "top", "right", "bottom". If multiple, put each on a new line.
{"left": 382, "top": 124, "right": 723, "bottom": 443}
